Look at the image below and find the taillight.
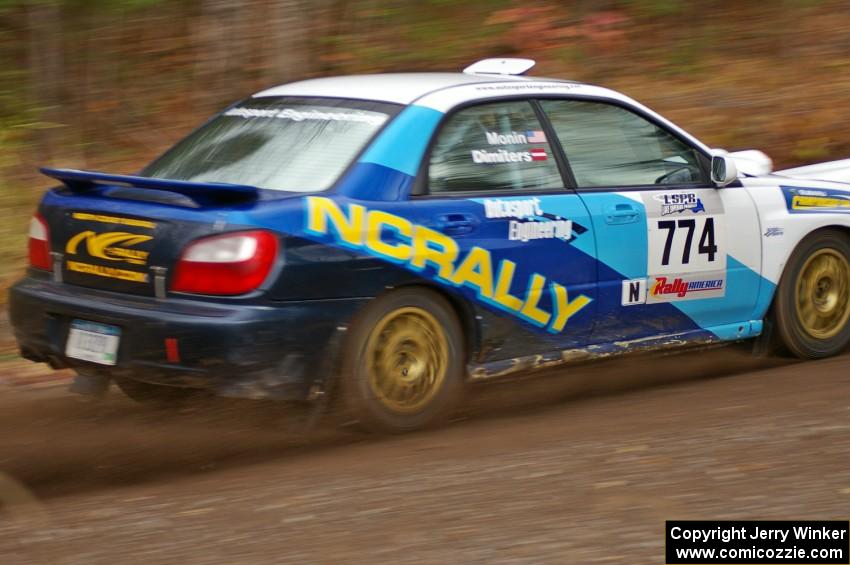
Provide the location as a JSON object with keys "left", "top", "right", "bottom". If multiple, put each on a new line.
{"left": 170, "top": 230, "right": 278, "bottom": 295}
{"left": 28, "top": 214, "right": 52, "bottom": 271}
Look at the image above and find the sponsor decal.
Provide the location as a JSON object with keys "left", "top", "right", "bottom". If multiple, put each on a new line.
{"left": 654, "top": 192, "right": 705, "bottom": 216}
{"left": 509, "top": 219, "right": 572, "bottom": 243}
{"left": 471, "top": 149, "right": 533, "bottom": 164}
{"left": 483, "top": 198, "right": 542, "bottom": 219}
{"left": 223, "top": 107, "right": 385, "bottom": 125}
{"left": 71, "top": 212, "right": 155, "bottom": 229}
{"left": 782, "top": 186, "right": 850, "bottom": 214}
{"left": 483, "top": 198, "right": 572, "bottom": 243}
{"left": 474, "top": 83, "right": 578, "bottom": 93}
{"left": 651, "top": 276, "right": 723, "bottom": 299}
{"left": 305, "top": 197, "right": 592, "bottom": 333}
{"left": 66, "top": 261, "right": 148, "bottom": 283}
{"left": 471, "top": 148, "right": 547, "bottom": 163}
{"left": 486, "top": 131, "right": 527, "bottom": 145}
{"left": 484, "top": 130, "right": 547, "bottom": 145}
{"left": 621, "top": 278, "right": 647, "bottom": 306}
{"left": 793, "top": 195, "right": 850, "bottom": 209}
{"left": 66, "top": 231, "right": 152, "bottom": 266}
{"left": 764, "top": 227, "right": 784, "bottom": 237}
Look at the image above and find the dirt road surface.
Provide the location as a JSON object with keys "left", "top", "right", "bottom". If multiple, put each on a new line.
{"left": 0, "top": 345, "right": 848, "bottom": 564}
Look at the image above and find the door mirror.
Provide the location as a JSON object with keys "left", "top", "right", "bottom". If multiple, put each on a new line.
{"left": 728, "top": 149, "right": 772, "bottom": 176}
{"left": 711, "top": 153, "right": 738, "bottom": 187}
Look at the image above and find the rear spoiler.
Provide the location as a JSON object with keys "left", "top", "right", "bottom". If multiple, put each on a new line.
{"left": 41, "top": 167, "right": 259, "bottom": 204}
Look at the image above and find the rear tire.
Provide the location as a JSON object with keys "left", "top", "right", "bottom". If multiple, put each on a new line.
{"left": 340, "top": 288, "right": 465, "bottom": 433}
{"left": 774, "top": 229, "right": 850, "bottom": 359}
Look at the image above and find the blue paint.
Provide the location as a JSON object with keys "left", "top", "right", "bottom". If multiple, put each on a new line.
{"left": 670, "top": 255, "right": 766, "bottom": 334}
{"left": 574, "top": 192, "right": 648, "bottom": 278}
{"left": 358, "top": 105, "right": 443, "bottom": 178}
{"left": 335, "top": 162, "right": 415, "bottom": 201}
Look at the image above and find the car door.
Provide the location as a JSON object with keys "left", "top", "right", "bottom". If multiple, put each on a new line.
{"left": 538, "top": 98, "right": 763, "bottom": 344}
{"left": 410, "top": 99, "right": 599, "bottom": 361}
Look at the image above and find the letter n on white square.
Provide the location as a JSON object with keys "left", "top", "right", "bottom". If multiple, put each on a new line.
{"left": 621, "top": 278, "right": 647, "bottom": 306}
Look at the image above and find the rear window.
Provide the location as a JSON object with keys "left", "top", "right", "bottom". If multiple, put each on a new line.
{"left": 142, "top": 97, "right": 398, "bottom": 193}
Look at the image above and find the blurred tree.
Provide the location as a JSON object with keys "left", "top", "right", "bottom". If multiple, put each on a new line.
{"left": 26, "top": 0, "right": 64, "bottom": 165}
{"left": 3, "top": 0, "right": 850, "bottom": 298}
{"left": 268, "top": 0, "right": 311, "bottom": 83}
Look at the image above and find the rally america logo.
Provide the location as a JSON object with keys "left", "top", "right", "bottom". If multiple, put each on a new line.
{"left": 651, "top": 276, "right": 723, "bottom": 298}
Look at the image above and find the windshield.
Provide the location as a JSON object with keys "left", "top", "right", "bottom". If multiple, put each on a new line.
{"left": 142, "top": 97, "right": 398, "bottom": 193}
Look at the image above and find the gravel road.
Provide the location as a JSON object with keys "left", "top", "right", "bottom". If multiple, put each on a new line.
{"left": 0, "top": 346, "right": 848, "bottom": 564}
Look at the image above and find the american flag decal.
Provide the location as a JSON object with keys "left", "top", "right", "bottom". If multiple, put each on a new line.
{"left": 530, "top": 149, "right": 548, "bottom": 161}
{"left": 526, "top": 130, "right": 547, "bottom": 143}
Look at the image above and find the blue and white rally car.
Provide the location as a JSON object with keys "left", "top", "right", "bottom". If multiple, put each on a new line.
{"left": 10, "top": 58, "right": 850, "bottom": 431}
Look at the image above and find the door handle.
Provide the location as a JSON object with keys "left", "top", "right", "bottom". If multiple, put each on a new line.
{"left": 605, "top": 203, "right": 640, "bottom": 225}
{"left": 435, "top": 213, "right": 477, "bottom": 235}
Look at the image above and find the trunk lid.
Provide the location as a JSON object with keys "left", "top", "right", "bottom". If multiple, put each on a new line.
{"left": 40, "top": 168, "right": 262, "bottom": 297}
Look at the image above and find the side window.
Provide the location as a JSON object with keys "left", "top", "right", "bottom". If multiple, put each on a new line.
{"left": 428, "top": 100, "right": 563, "bottom": 193}
{"left": 540, "top": 100, "right": 707, "bottom": 188}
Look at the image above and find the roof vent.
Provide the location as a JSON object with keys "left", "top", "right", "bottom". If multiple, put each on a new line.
{"left": 463, "top": 58, "right": 536, "bottom": 76}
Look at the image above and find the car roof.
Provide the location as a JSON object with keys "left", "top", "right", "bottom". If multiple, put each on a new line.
{"left": 250, "top": 68, "right": 711, "bottom": 156}
{"left": 252, "top": 72, "right": 579, "bottom": 105}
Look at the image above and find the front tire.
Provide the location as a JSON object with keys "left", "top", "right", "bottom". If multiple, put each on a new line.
{"left": 341, "top": 288, "right": 464, "bottom": 433}
{"left": 774, "top": 229, "right": 850, "bottom": 359}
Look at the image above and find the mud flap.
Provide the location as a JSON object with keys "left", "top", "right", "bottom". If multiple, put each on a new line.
{"left": 69, "top": 371, "right": 111, "bottom": 398}
{"left": 293, "top": 325, "right": 349, "bottom": 433}
{"left": 751, "top": 317, "right": 777, "bottom": 358}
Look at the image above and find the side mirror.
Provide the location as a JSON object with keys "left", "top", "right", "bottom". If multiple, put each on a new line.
{"left": 711, "top": 153, "right": 738, "bottom": 187}
{"left": 728, "top": 149, "right": 772, "bottom": 176}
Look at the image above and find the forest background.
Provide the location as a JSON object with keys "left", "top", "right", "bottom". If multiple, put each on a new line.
{"left": 1, "top": 0, "right": 848, "bottom": 298}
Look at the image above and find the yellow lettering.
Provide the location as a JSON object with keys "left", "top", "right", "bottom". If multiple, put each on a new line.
{"left": 410, "top": 226, "right": 459, "bottom": 280}
{"left": 549, "top": 283, "right": 591, "bottom": 332}
{"left": 71, "top": 213, "right": 155, "bottom": 229}
{"left": 66, "top": 231, "right": 152, "bottom": 265}
{"left": 66, "top": 261, "right": 148, "bottom": 282}
{"left": 492, "top": 259, "right": 523, "bottom": 312}
{"left": 451, "top": 247, "right": 493, "bottom": 298}
{"left": 66, "top": 230, "right": 95, "bottom": 255}
{"left": 792, "top": 195, "right": 850, "bottom": 209}
{"left": 521, "top": 274, "right": 551, "bottom": 326}
{"left": 306, "top": 196, "right": 365, "bottom": 246}
{"left": 365, "top": 210, "right": 412, "bottom": 261}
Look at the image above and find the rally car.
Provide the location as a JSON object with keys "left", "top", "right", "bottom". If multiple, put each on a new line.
{"left": 9, "top": 58, "right": 850, "bottom": 432}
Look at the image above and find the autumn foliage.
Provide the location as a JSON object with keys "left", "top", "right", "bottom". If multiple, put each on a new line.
{"left": 1, "top": 0, "right": 849, "bottom": 291}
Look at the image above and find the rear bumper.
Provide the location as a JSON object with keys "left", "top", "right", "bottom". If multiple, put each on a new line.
{"left": 8, "top": 276, "right": 368, "bottom": 400}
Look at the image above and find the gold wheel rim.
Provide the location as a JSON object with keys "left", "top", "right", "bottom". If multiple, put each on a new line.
{"left": 795, "top": 248, "right": 850, "bottom": 340}
{"left": 365, "top": 306, "right": 449, "bottom": 414}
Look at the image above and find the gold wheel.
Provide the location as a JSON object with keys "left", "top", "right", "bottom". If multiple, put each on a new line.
{"left": 365, "top": 306, "right": 449, "bottom": 414}
{"left": 795, "top": 248, "right": 850, "bottom": 340}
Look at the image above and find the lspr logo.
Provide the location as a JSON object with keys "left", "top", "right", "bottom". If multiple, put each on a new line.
{"left": 654, "top": 193, "right": 705, "bottom": 216}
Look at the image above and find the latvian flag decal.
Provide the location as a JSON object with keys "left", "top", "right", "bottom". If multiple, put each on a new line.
{"left": 530, "top": 149, "right": 548, "bottom": 161}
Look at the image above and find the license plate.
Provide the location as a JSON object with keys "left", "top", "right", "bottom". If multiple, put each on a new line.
{"left": 65, "top": 320, "right": 121, "bottom": 366}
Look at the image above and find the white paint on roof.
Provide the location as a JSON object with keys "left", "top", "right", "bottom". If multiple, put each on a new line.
{"left": 252, "top": 71, "right": 709, "bottom": 154}
{"left": 252, "top": 72, "right": 559, "bottom": 105}
{"left": 413, "top": 81, "right": 710, "bottom": 154}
